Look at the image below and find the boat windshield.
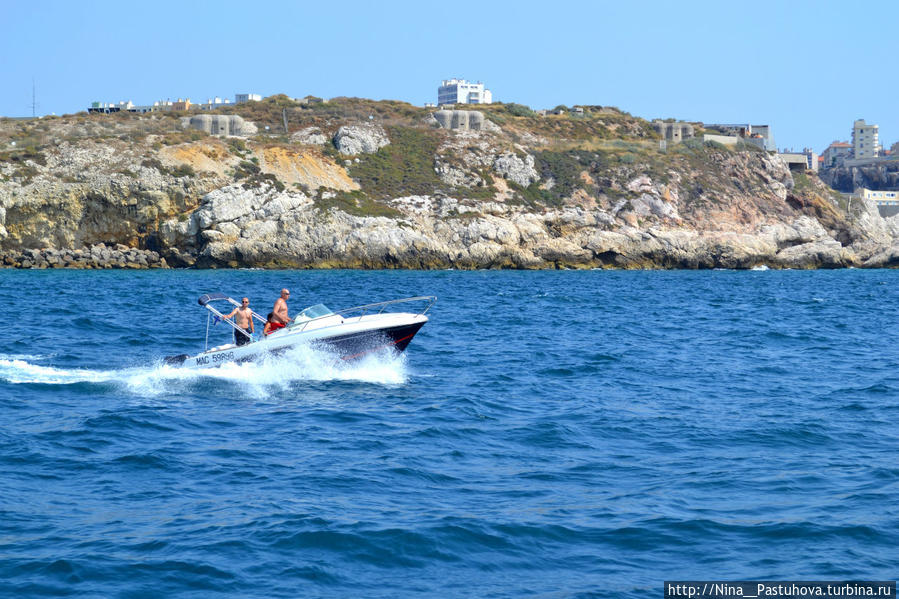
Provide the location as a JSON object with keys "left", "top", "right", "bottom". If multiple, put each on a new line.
{"left": 295, "top": 304, "right": 334, "bottom": 321}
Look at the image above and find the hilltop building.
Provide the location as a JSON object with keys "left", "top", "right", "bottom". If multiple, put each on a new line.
{"left": 802, "top": 148, "right": 819, "bottom": 172}
{"left": 702, "top": 123, "right": 776, "bottom": 151}
{"left": 88, "top": 93, "right": 259, "bottom": 114}
{"left": 821, "top": 141, "right": 851, "bottom": 168}
{"left": 777, "top": 148, "right": 819, "bottom": 173}
{"left": 852, "top": 119, "right": 880, "bottom": 159}
{"left": 652, "top": 120, "right": 695, "bottom": 142}
{"left": 197, "top": 97, "right": 234, "bottom": 110}
{"left": 88, "top": 100, "right": 173, "bottom": 114}
{"left": 437, "top": 79, "right": 492, "bottom": 106}
{"left": 820, "top": 120, "right": 892, "bottom": 169}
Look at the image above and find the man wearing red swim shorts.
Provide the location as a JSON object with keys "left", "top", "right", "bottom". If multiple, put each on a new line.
{"left": 270, "top": 288, "right": 291, "bottom": 333}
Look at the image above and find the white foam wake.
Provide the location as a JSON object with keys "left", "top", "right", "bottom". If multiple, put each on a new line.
{"left": 0, "top": 344, "right": 408, "bottom": 396}
{"left": 0, "top": 359, "right": 120, "bottom": 385}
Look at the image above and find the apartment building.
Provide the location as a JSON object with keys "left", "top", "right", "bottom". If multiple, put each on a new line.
{"left": 821, "top": 141, "right": 851, "bottom": 168}
{"left": 235, "top": 93, "right": 262, "bottom": 104}
{"left": 852, "top": 119, "right": 880, "bottom": 159}
{"left": 437, "top": 79, "right": 492, "bottom": 106}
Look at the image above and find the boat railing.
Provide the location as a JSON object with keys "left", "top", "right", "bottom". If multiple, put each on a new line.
{"left": 199, "top": 295, "right": 267, "bottom": 351}
{"left": 290, "top": 296, "right": 437, "bottom": 333}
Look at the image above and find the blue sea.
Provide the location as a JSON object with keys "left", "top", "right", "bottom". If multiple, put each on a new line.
{"left": 1, "top": 268, "right": 898, "bottom": 598}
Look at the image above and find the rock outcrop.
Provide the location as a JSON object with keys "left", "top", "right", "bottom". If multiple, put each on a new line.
{"left": 0, "top": 244, "right": 166, "bottom": 269}
{"left": 492, "top": 152, "right": 540, "bottom": 187}
{"left": 290, "top": 126, "right": 329, "bottom": 145}
{"left": 820, "top": 162, "right": 899, "bottom": 193}
{"left": 2, "top": 97, "right": 898, "bottom": 270}
{"left": 333, "top": 124, "right": 389, "bottom": 155}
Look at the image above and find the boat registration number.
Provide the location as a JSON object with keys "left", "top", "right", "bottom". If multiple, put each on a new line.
{"left": 195, "top": 351, "right": 234, "bottom": 365}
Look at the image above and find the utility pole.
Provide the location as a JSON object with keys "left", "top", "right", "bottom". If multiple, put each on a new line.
{"left": 282, "top": 108, "right": 289, "bottom": 135}
{"left": 31, "top": 79, "right": 37, "bottom": 117}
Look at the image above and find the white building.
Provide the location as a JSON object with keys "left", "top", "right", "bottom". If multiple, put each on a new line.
{"left": 857, "top": 188, "right": 899, "bottom": 203}
{"left": 857, "top": 187, "right": 899, "bottom": 217}
{"left": 197, "top": 96, "right": 233, "bottom": 110}
{"left": 235, "top": 93, "right": 262, "bottom": 104}
{"left": 437, "top": 79, "right": 492, "bottom": 106}
{"left": 88, "top": 99, "right": 174, "bottom": 114}
{"left": 852, "top": 119, "right": 880, "bottom": 159}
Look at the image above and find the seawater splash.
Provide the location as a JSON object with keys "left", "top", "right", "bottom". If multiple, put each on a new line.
{"left": 0, "top": 358, "right": 119, "bottom": 385}
{"left": 0, "top": 344, "right": 407, "bottom": 396}
{"left": 0, "top": 353, "right": 52, "bottom": 362}
{"left": 127, "top": 344, "right": 408, "bottom": 396}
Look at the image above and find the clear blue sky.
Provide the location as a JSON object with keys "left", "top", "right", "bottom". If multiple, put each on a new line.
{"left": 2, "top": 0, "right": 895, "bottom": 154}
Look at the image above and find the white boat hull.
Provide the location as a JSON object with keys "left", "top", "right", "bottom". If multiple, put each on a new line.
{"left": 166, "top": 312, "right": 428, "bottom": 368}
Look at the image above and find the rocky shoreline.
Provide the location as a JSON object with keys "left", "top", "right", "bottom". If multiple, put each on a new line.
{"left": 3, "top": 98, "right": 899, "bottom": 271}
{"left": 1, "top": 244, "right": 167, "bottom": 269}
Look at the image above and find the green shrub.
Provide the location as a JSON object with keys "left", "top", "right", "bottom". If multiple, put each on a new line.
{"left": 0, "top": 146, "right": 47, "bottom": 166}
{"left": 345, "top": 126, "right": 443, "bottom": 200}
{"left": 234, "top": 160, "right": 260, "bottom": 179}
{"left": 171, "top": 164, "right": 196, "bottom": 178}
{"left": 735, "top": 140, "right": 765, "bottom": 153}
{"left": 314, "top": 189, "right": 402, "bottom": 218}
{"left": 141, "top": 158, "right": 168, "bottom": 174}
{"left": 504, "top": 103, "right": 537, "bottom": 118}
{"left": 681, "top": 138, "right": 705, "bottom": 151}
{"left": 227, "top": 138, "right": 248, "bottom": 155}
{"left": 14, "top": 164, "right": 40, "bottom": 184}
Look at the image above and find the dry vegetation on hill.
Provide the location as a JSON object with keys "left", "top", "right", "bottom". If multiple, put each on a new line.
{"left": 1, "top": 96, "right": 896, "bottom": 269}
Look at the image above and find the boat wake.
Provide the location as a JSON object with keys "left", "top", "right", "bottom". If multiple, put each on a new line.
{"left": 0, "top": 344, "right": 408, "bottom": 397}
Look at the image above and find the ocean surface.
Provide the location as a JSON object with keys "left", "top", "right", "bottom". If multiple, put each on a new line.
{"left": 1, "top": 268, "right": 897, "bottom": 598}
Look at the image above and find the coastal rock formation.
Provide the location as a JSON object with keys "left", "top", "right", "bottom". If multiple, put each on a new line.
{"left": 492, "top": 152, "right": 539, "bottom": 187}
{"left": 820, "top": 162, "right": 899, "bottom": 193}
{"left": 0, "top": 244, "right": 166, "bottom": 269}
{"left": 290, "top": 126, "right": 329, "bottom": 145}
{"left": 333, "top": 124, "right": 389, "bottom": 155}
{"left": 2, "top": 96, "right": 898, "bottom": 270}
{"left": 256, "top": 146, "right": 359, "bottom": 191}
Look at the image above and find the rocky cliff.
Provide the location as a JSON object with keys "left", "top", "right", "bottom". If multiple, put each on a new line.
{"left": 820, "top": 161, "right": 899, "bottom": 193}
{"left": 3, "top": 96, "right": 899, "bottom": 269}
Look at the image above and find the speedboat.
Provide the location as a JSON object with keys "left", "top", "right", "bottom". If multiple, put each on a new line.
{"left": 164, "top": 294, "right": 435, "bottom": 368}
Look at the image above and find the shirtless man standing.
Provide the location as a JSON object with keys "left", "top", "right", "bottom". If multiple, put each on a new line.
{"left": 269, "top": 289, "right": 291, "bottom": 334}
{"left": 224, "top": 297, "right": 255, "bottom": 346}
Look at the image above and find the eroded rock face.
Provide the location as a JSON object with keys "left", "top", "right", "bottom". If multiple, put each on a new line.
{"left": 492, "top": 152, "right": 539, "bottom": 187}
{"left": 145, "top": 178, "right": 883, "bottom": 271}
{"left": 0, "top": 243, "right": 166, "bottom": 269}
{"left": 333, "top": 124, "right": 390, "bottom": 155}
{"left": 290, "top": 127, "right": 329, "bottom": 145}
{"left": 821, "top": 162, "right": 899, "bottom": 193}
{"left": 2, "top": 104, "right": 897, "bottom": 271}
